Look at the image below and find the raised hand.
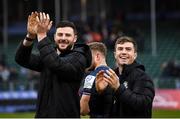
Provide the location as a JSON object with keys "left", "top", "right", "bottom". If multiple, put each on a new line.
{"left": 95, "top": 70, "right": 108, "bottom": 94}
{"left": 36, "top": 12, "right": 53, "bottom": 40}
{"left": 27, "top": 11, "right": 39, "bottom": 39}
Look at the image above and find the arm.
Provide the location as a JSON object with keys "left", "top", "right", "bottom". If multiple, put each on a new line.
{"left": 80, "top": 74, "right": 95, "bottom": 115}
{"left": 80, "top": 94, "right": 90, "bottom": 116}
{"left": 15, "top": 40, "right": 42, "bottom": 72}
{"left": 15, "top": 12, "right": 42, "bottom": 72}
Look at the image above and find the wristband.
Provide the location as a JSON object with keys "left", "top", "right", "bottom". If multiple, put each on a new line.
{"left": 25, "top": 37, "right": 34, "bottom": 42}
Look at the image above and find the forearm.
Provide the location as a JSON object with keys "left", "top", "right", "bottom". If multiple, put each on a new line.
{"left": 15, "top": 40, "right": 33, "bottom": 66}
{"left": 80, "top": 95, "right": 90, "bottom": 115}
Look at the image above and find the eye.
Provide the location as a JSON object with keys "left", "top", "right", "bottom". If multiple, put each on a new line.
{"left": 126, "top": 47, "right": 132, "bottom": 51}
{"left": 118, "top": 47, "right": 123, "bottom": 51}
{"left": 65, "top": 33, "right": 71, "bottom": 37}
{"left": 58, "top": 33, "right": 63, "bottom": 36}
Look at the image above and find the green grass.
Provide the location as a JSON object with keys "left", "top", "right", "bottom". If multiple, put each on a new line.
{"left": 0, "top": 109, "right": 180, "bottom": 118}
{"left": 0, "top": 112, "right": 35, "bottom": 118}
{"left": 152, "top": 109, "right": 180, "bottom": 118}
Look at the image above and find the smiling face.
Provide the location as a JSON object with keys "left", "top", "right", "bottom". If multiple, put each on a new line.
{"left": 114, "top": 37, "right": 137, "bottom": 66}
{"left": 54, "top": 27, "right": 77, "bottom": 51}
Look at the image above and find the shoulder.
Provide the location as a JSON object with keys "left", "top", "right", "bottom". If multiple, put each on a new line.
{"left": 95, "top": 66, "right": 110, "bottom": 72}
{"left": 73, "top": 43, "right": 92, "bottom": 68}
{"left": 74, "top": 43, "right": 91, "bottom": 53}
{"left": 132, "top": 68, "right": 150, "bottom": 79}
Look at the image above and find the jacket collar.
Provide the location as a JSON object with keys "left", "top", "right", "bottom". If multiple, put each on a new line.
{"left": 115, "top": 61, "right": 145, "bottom": 77}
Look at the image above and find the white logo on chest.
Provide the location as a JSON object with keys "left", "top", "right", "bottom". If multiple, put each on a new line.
{"left": 123, "top": 81, "right": 128, "bottom": 89}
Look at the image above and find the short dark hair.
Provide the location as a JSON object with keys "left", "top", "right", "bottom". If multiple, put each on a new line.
{"left": 56, "top": 21, "right": 77, "bottom": 35}
{"left": 88, "top": 42, "right": 107, "bottom": 57}
{"left": 115, "top": 36, "right": 137, "bottom": 52}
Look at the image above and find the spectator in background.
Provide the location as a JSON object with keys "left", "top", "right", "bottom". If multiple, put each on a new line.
{"left": 0, "top": 53, "right": 7, "bottom": 67}
{"left": 0, "top": 63, "right": 10, "bottom": 83}
{"left": 27, "top": 70, "right": 40, "bottom": 91}
{"left": 160, "top": 59, "right": 180, "bottom": 88}
{"left": 0, "top": 63, "right": 10, "bottom": 90}
{"left": 160, "top": 59, "right": 180, "bottom": 78}
{"left": 82, "top": 25, "right": 102, "bottom": 44}
{"left": 104, "top": 26, "right": 123, "bottom": 49}
{"left": 27, "top": 70, "right": 40, "bottom": 81}
{"left": 9, "top": 67, "right": 19, "bottom": 82}
{"left": 124, "top": 25, "right": 145, "bottom": 52}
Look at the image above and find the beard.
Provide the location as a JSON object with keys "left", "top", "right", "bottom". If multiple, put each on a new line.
{"left": 57, "top": 43, "right": 74, "bottom": 53}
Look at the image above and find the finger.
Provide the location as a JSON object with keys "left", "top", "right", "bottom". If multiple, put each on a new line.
{"left": 36, "top": 15, "right": 40, "bottom": 22}
{"left": 28, "top": 15, "right": 30, "bottom": 22}
{"left": 96, "top": 70, "right": 104, "bottom": 77}
{"left": 43, "top": 12, "right": 46, "bottom": 20}
{"left": 103, "top": 76, "right": 112, "bottom": 85}
{"left": 108, "top": 69, "right": 116, "bottom": 77}
{"left": 103, "top": 73, "right": 113, "bottom": 86}
{"left": 32, "top": 12, "right": 37, "bottom": 18}
{"left": 48, "top": 21, "right": 53, "bottom": 30}
{"left": 96, "top": 71, "right": 104, "bottom": 79}
{"left": 35, "top": 11, "right": 38, "bottom": 16}
{"left": 40, "top": 12, "right": 43, "bottom": 21}
{"left": 46, "top": 14, "right": 50, "bottom": 23}
{"left": 105, "top": 70, "right": 113, "bottom": 79}
{"left": 106, "top": 69, "right": 118, "bottom": 80}
{"left": 47, "top": 14, "right": 50, "bottom": 20}
{"left": 108, "top": 69, "right": 119, "bottom": 80}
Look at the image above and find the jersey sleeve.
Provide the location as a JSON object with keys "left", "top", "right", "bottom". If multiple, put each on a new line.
{"left": 83, "top": 75, "right": 95, "bottom": 95}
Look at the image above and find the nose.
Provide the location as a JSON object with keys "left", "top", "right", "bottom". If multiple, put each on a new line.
{"left": 121, "top": 49, "right": 127, "bottom": 54}
{"left": 62, "top": 34, "right": 66, "bottom": 39}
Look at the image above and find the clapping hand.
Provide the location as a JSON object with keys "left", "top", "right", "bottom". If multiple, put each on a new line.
{"left": 36, "top": 12, "right": 53, "bottom": 41}
{"left": 95, "top": 70, "right": 108, "bottom": 94}
{"left": 104, "top": 69, "right": 120, "bottom": 91}
{"left": 27, "top": 11, "right": 39, "bottom": 39}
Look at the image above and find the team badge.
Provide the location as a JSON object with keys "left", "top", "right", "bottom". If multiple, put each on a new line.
{"left": 83, "top": 75, "right": 95, "bottom": 89}
{"left": 123, "top": 81, "right": 128, "bottom": 89}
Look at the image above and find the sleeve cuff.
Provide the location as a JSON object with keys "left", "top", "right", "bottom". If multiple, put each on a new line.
{"left": 20, "top": 40, "right": 33, "bottom": 50}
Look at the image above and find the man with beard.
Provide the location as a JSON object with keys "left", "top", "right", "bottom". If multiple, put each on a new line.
{"left": 15, "top": 12, "right": 91, "bottom": 117}
{"left": 95, "top": 36, "right": 155, "bottom": 118}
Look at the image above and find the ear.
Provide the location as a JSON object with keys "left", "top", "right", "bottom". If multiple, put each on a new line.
{"left": 114, "top": 51, "right": 117, "bottom": 59}
{"left": 134, "top": 52, "right": 137, "bottom": 60}
{"left": 96, "top": 52, "right": 100, "bottom": 61}
{"left": 73, "top": 35, "right": 77, "bottom": 43}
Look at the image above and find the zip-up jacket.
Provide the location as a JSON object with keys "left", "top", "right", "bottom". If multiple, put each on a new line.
{"left": 15, "top": 37, "right": 92, "bottom": 117}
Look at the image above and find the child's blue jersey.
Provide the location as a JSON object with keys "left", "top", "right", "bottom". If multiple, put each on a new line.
{"left": 83, "top": 65, "right": 109, "bottom": 95}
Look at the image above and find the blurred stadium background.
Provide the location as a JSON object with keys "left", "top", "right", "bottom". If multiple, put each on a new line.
{"left": 0, "top": 0, "right": 180, "bottom": 118}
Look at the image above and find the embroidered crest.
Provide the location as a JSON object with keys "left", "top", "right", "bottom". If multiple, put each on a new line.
{"left": 123, "top": 81, "right": 128, "bottom": 89}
